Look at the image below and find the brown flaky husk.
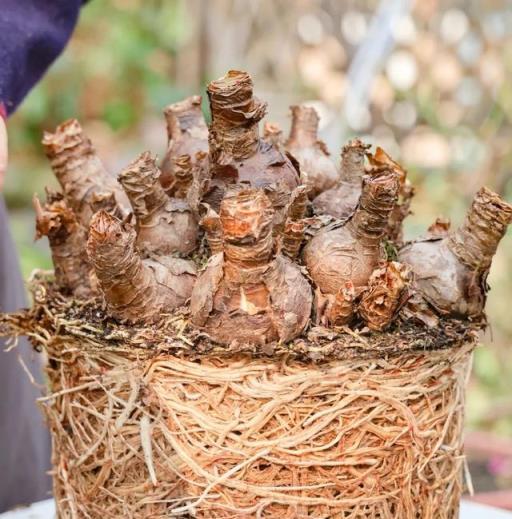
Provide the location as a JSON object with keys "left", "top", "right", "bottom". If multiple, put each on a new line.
{"left": 160, "top": 95, "right": 209, "bottom": 196}
{"left": 200, "top": 205, "right": 223, "bottom": 255}
{"left": 425, "top": 216, "right": 451, "bottom": 239}
{"left": 285, "top": 105, "right": 339, "bottom": 198}
{"left": 203, "top": 71, "right": 299, "bottom": 227}
{"left": 42, "top": 119, "right": 129, "bottom": 226}
{"left": 304, "top": 170, "right": 400, "bottom": 325}
{"left": 87, "top": 211, "right": 196, "bottom": 323}
{"left": 367, "top": 146, "right": 415, "bottom": 245}
{"left": 400, "top": 187, "right": 512, "bottom": 320}
{"left": 190, "top": 189, "right": 312, "bottom": 347}
{"left": 118, "top": 151, "right": 198, "bottom": 256}
{"left": 358, "top": 261, "right": 411, "bottom": 331}
{"left": 0, "top": 279, "right": 478, "bottom": 518}
{"left": 262, "top": 121, "right": 284, "bottom": 148}
{"left": 312, "top": 138, "right": 370, "bottom": 221}
{"left": 33, "top": 193, "right": 93, "bottom": 298}
{"left": 277, "top": 185, "right": 309, "bottom": 259}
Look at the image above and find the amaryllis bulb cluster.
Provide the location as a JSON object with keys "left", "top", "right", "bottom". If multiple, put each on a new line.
{"left": 34, "top": 70, "right": 511, "bottom": 350}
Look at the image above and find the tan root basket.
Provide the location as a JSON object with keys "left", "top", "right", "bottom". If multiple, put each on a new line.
{"left": 2, "top": 280, "right": 478, "bottom": 518}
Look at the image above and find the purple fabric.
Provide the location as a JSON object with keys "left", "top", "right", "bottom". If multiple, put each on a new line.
{"left": 0, "top": 0, "right": 83, "bottom": 115}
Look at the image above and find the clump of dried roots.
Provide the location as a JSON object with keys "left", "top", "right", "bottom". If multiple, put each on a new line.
{"left": 2, "top": 289, "right": 474, "bottom": 519}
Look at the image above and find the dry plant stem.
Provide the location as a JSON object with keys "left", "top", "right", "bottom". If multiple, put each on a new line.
{"left": 305, "top": 170, "right": 400, "bottom": 325}
{"left": 358, "top": 261, "right": 411, "bottom": 331}
{"left": 325, "top": 281, "right": 355, "bottom": 326}
{"left": 118, "top": 151, "right": 198, "bottom": 256}
{"left": 204, "top": 70, "right": 299, "bottom": 225}
{"left": 367, "top": 147, "right": 415, "bottom": 244}
{"left": 285, "top": 105, "right": 338, "bottom": 198}
{"left": 312, "top": 139, "right": 370, "bottom": 220}
{"left": 87, "top": 211, "right": 196, "bottom": 322}
{"left": 400, "top": 187, "right": 512, "bottom": 319}
{"left": 278, "top": 185, "right": 309, "bottom": 259}
{"left": 160, "top": 95, "right": 209, "bottom": 195}
{"left": 33, "top": 194, "right": 93, "bottom": 298}
{"left": 42, "top": 119, "right": 129, "bottom": 226}
{"left": 262, "top": 121, "right": 284, "bottom": 148}
{"left": 191, "top": 189, "right": 312, "bottom": 346}
{"left": 200, "top": 205, "right": 223, "bottom": 255}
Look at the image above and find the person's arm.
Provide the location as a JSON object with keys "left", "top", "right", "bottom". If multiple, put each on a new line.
{"left": 0, "top": 0, "right": 84, "bottom": 189}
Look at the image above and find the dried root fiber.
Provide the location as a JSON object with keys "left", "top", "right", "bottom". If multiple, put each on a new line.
{"left": 1, "top": 278, "right": 477, "bottom": 519}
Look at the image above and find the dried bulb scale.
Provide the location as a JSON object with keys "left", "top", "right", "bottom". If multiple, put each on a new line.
{"left": 87, "top": 211, "right": 196, "bottom": 323}
{"left": 203, "top": 70, "right": 299, "bottom": 226}
{"left": 190, "top": 189, "right": 312, "bottom": 347}
{"left": 304, "top": 169, "right": 400, "bottom": 325}
{"left": 33, "top": 192, "right": 93, "bottom": 298}
{"left": 160, "top": 95, "right": 209, "bottom": 196}
{"left": 285, "top": 105, "right": 339, "bottom": 198}
{"left": 358, "top": 261, "right": 411, "bottom": 331}
{"left": 399, "top": 187, "right": 512, "bottom": 320}
{"left": 278, "top": 185, "right": 309, "bottom": 259}
{"left": 367, "top": 147, "right": 415, "bottom": 244}
{"left": 262, "top": 122, "right": 284, "bottom": 148}
{"left": 118, "top": 151, "right": 198, "bottom": 256}
{"left": 42, "top": 119, "right": 129, "bottom": 226}
{"left": 425, "top": 216, "right": 451, "bottom": 238}
{"left": 312, "top": 139, "right": 370, "bottom": 221}
{"left": 200, "top": 205, "right": 223, "bottom": 255}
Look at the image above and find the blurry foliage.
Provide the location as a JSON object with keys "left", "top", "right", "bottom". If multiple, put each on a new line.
{"left": 3, "top": 0, "right": 512, "bottom": 435}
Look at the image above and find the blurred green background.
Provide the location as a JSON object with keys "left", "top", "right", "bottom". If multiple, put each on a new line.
{"left": 3, "top": 0, "right": 512, "bottom": 457}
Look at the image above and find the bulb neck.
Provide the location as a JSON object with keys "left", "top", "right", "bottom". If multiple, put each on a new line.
{"left": 447, "top": 188, "right": 512, "bottom": 271}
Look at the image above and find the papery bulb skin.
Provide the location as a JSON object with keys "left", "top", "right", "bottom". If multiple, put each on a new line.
{"left": 285, "top": 105, "right": 338, "bottom": 198}
{"left": 200, "top": 205, "right": 223, "bottom": 255}
{"left": 399, "top": 187, "right": 512, "bottom": 319}
{"left": 118, "top": 152, "right": 199, "bottom": 256}
{"left": 42, "top": 119, "right": 129, "bottom": 226}
{"left": 304, "top": 170, "right": 400, "bottom": 325}
{"left": 425, "top": 217, "right": 451, "bottom": 239}
{"left": 190, "top": 189, "right": 312, "bottom": 347}
{"left": 358, "top": 261, "right": 411, "bottom": 331}
{"left": 367, "top": 147, "right": 414, "bottom": 245}
{"left": 87, "top": 211, "right": 196, "bottom": 323}
{"left": 34, "top": 192, "right": 93, "bottom": 298}
{"left": 277, "top": 185, "right": 309, "bottom": 259}
{"left": 203, "top": 70, "right": 299, "bottom": 228}
{"left": 312, "top": 139, "right": 370, "bottom": 221}
{"left": 263, "top": 122, "right": 284, "bottom": 148}
{"left": 160, "top": 95, "right": 209, "bottom": 196}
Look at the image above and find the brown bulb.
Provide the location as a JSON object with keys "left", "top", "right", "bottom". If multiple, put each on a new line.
{"left": 190, "top": 189, "right": 312, "bottom": 347}
{"left": 118, "top": 152, "right": 198, "bottom": 256}
{"left": 42, "top": 119, "right": 129, "bottom": 226}
{"left": 285, "top": 105, "right": 339, "bottom": 198}
{"left": 204, "top": 70, "right": 299, "bottom": 228}
{"left": 312, "top": 139, "right": 370, "bottom": 221}
{"left": 160, "top": 95, "right": 209, "bottom": 196}
{"left": 304, "top": 170, "right": 400, "bottom": 325}
{"left": 399, "top": 187, "right": 512, "bottom": 319}
{"left": 87, "top": 211, "right": 196, "bottom": 323}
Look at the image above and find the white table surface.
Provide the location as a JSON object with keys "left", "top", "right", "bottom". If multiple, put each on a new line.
{"left": 1, "top": 499, "right": 511, "bottom": 518}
